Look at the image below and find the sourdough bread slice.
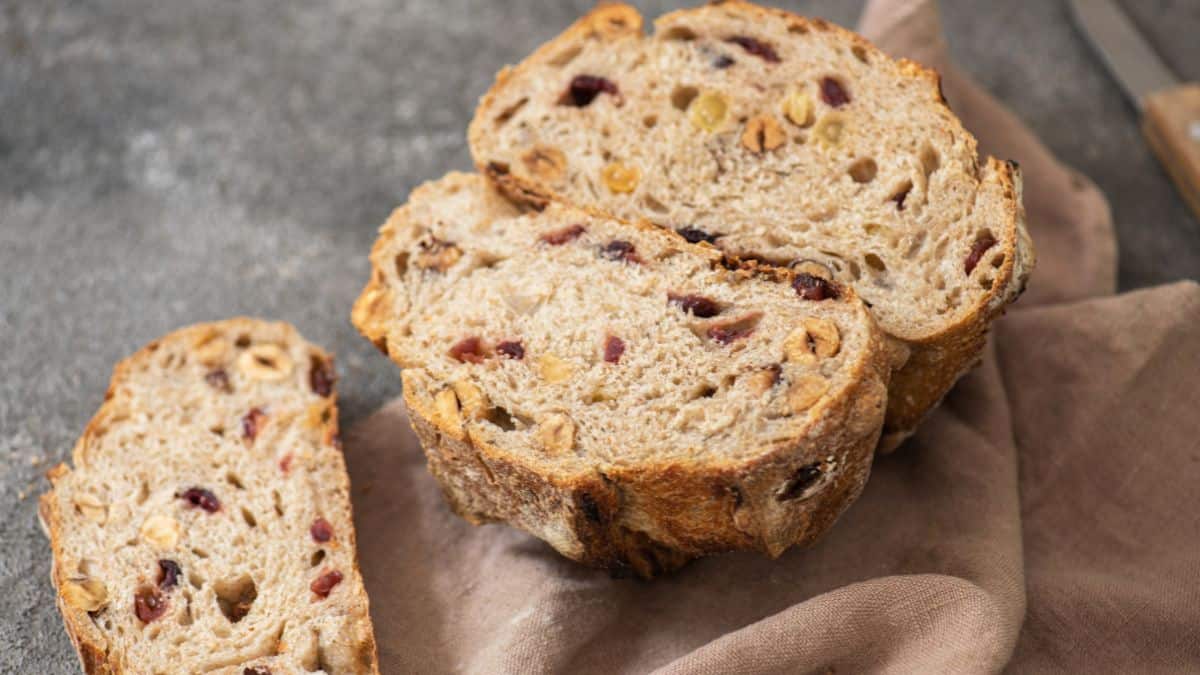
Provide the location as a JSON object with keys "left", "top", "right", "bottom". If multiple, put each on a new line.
{"left": 40, "top": 319, "right": 378, "bottom": 674}
{"left": 468, "top": 1, "right": 1035, "bottom": 446}
{"left": 352, "top": 172, "right": 894, "bottom": 575}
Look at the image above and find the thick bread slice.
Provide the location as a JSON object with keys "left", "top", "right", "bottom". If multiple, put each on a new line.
{"left": 468, "top": 1, "right": 1035, "bottom": 446}
{"left": 39, "top": 319, "right": 379, "bottom": 675}
{"left": 352, "top": 172, "right": 894, "bottom": 575}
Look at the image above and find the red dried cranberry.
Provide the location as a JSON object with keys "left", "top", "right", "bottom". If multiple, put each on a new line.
{"left": 603, "top": 335, "right": 626, "bottom": 364}
{"left": 244, "top": 668, "right": 271, "bottom": 675}
{"left": 279, "top": 453, "right": 294, "bottom": 474}
{"left": 205, "top": 369, "right": 231, "bottom": 393}
{"left": 242, "top": 407, "right": 266, "bottom": 441}
{"left": 309, "top": 356, "right": 335, "bottom": 397}
{"left": 792, "top": 273, "right": 839, "bottom": 301}
{"left": 819, "top": 76, "right": 850, "bottom": 107}
{"left": 540, "top": 224, "right": 586, "bottom": 245}
{"left": 964, "top": 234, "right": 998, "bottom": 274}
{"left": 157, "top": 559, "right": 181, "bottom": 590}
{"left": 707, "top": 314, "right": 761, "bottom": 345}
{"left": 561, "top": 75, "right": 619, "bottom": 107}
{"left": 449, "top": 336, "right": 487, "bottom": 364}
{"left": 134, "top": 585, "right": 168, "bottom": 623}
{"left": 178, "top": 487, "right": 220, "bottom": 513}
{"left": 777, "top": 462, "right": 823, "bottom": 501}
{"left": 668, "top": 292, "right": 722, "bottom": 318}
{"left": 725, "top": 36, "right": 780, "bottom": 63}
{"left": 310, "top": 517, "right": 334, "bottom": 543}
{"left": 496, "top": 340, "right": 525, "bottom": 360}
{"left": 599, "top": 240, "right": 640, "bottom": 264}
{"left": 675, "top": 227, "right": 719, "bottom": 244}
{"left": 311, "top": 569, "right": 343, "bottom": 599}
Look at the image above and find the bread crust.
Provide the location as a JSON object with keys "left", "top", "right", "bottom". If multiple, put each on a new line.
{"left": 39, "top": 318, "right": 379, "bottom": 674}
{"left": 468, "top": 2, "right": 1035, "bottom": 447}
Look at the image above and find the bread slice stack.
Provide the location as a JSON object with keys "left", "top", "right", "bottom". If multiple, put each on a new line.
{"left": 469, "top": 1, "right": 1034, "bottom": 446}
{"left": 41, "top": 319, "right": 378, "bottom": 674}
{"left": 351, "top": 0, "right": 1035, "bottom": 574}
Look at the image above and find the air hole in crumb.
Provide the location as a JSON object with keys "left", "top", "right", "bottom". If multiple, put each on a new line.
{"left": 548, "top": 45, "right": 583, "bottom": 67}
{"left": 905, "top": 232, "right": 927, "bottom": 259}
{"left": 852, "top": 44, "right": 869, "bottom": 63}
{"left": 310, "top": 549, "right": 326, "bottom": 567}
{"left": 934, "top": 276, "right": 946, "bottom": 290}
{"left": 642, "top": 194, "right": 670, "bottom": 213}
{"left": 494, "top": 97, "right": 529, "bottom": 126}
{"left": 788, "top": 24, "right": 809, "bottom": 35}
{"left": 188, "top": 572, "right": 205, "bottom": 589}
{"left": 214, "top": 575, "right": 257, "bottom": 624}
{"left": 991, "top": 254, "right": 1005, "bottom": 268}
{"left": 889, "top": 180, "right": 913, "bottom": 209}
{"left": 848, "top": 158, "right": 877, "bottom": 183}
{"left": 210, "top": 426, "right": 225, "bottom": 438}
{"left": 847, "top": 260, "right": 862, "bottom": 280}
{"left": 486, "top": 406, "right": 517, "bottom": 431}
{"left": 394, "top": 252, "right": 409, "bottom": 277}
{"left": 642, "top": 114, "right": 657, "bottom": 128}
{"left": 136, "top": 481, "right": 150, "bottom": 505}
{"left": 240, "top": 507, "right": 257, "bottom": 528}
{"left": 864, "top": 253, "right": 887, "bottom": 272}
{"left": 671, "top": 85, "right": 699, "bottom": 111}
{"left": 662, "top": 26, "right": 697, "bottom": 41}
{"left": 191, "top": 547, "right": 209, "bottom": 559}
{"left": 225, "top": 472, "right": 244, "bottom": 489}
{"left": 696, "top": 385, "right": 718, "bottom": 399}
{"left": 272, "top": 490, "right": 284, "bottom": 517}
{"left": 980, "top": 277, "right": 995, "bottom": 290}
{"left": 235, "top": 334, "right": 251, "bottom": 348}
{"left": 920, "top": 144, "right": 941, "bottom": 177}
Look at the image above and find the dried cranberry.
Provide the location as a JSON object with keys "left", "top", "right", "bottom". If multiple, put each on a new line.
{"left": 603, "top": 335, "right": 626, "bottom": 364}
{"left": 242, "top": 407, "right": 266, "bottom": 441}
{"left": 792, "top": 273, "right": 839, "bottom": 301}
{"left": 310, "top": 517, "right": 334, "bottom": 543}
{"left": 496, "top": 340, "right": 525, "bottom": 360}
{"left": 449, "top": 336, "right": 487, "bottom": 364}
{"left": 244, "top": 668, "right": 271, "bottom": 675}
{"left": 668, "top": 292, "right": 722, "bottom": 318}
{"left": 205, "top": 369, "right": 231, "bottom": 393}
{"left": 819, "top": 77, "right": 850, "bottom": 107}
{"left": 964, "top": 234, "right": 998, "bottom": 275}
{"left": 311, "top": 569, "right": 343, "bottom": 599}
{"left": 178, "top": 487, "right": 220, "bottom": 513}
{"left": 157, "top": 559, "right": 181, "bottom": 590}
{"left": 309, "top": 356, "right": 335, "bottom": 397}
{"left": 777, "top": 462, "right": 823, "bottom": 501}
{"left": 712, "top": 54, "right": 735, "bottom": 69}
{"left": 599, "top": 240, "right": 640, "bottom": 264}
{"left": 707, "top": 313, "right": 761, "bottom": 345}
{"left": 675, "top": 227, "right": 719, "bottom": 245}
{"left": 134, "top": 585, "right": 168, "bottom": 623}
{"left": 540, "top": 224, "right": 586, "bottom": 245}
{"left": 561, "top": 74, "right": 619, "bottom": 107}
{"left": 279, "top": 453, "right": 294, "bottom": 474}
{"left": 725, "top": 36, "right": 780, "bottom": 63}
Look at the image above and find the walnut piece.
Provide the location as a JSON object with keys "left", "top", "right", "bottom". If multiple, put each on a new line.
{"left": 62, "top": 578, "right": 108, "bottom": 613}
{"left": 538, "top": 353, "right": 573, "bottom": 383}
{"left": 784, "top": 318, "right": 841, "bottom": 364}
{"left": 452, "top": 380, "right": 489, "bottom": 420}
{"left": 521, "top": 145, "right": 567, "bottom": 182}
{"left": 788, "top": 375, "right": 829, "bottom": 411}
{"left": 433, "top": 388, "right": 464, "bottom": 439}
{"left": 741, "top": 114, "right": 786, "bottom": 153}
{"left": 414, "top": 239, "right": 463, "bottom": 273}
{"left": 237, "top": 344, "right": 294, "bottom": 381}
{"left": 538, "top": 413, "right": 576, "bottom": 454}
{"left": 139, "top": 514, "right": 181, "bottom": 550}
{"left": 72, "top": 493, "right": 107, "bottom": 524}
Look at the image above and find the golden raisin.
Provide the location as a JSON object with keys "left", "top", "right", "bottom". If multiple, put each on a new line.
{"left": 687, "top": 91, "right": 729, "bottom": 132}
{"left": 812, "top": 112, "right": 848, "bottom": 148}
{"left": 601, "top": 162, "right": 640, "bottom": 194}
{"left": 781, "top": 89, "right": 814, "bottom": 127}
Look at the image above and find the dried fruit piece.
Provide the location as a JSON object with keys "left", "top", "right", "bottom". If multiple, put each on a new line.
{"left": 781, "top": 88, "right": 814, "bottom": 127}
{"left": 603, "top": 335, "right": 625, "bottom": 364}
{"left": 309, "top": 356, "right": 335, "bottom": 397}
{"left": 134, "top": 585, "right": 168, "bottom": 623}
{"left": 687, "top": 91, "right": 729, "bottom": 132}
{"left": 62, "top": 578, "right": 108, "bottom": 612}
{"left": 712, "top": 54, "right": 735, "bottom": 69}
{"left": 538, "top": 413, "right": 576, "bottom": 454}
{"left": 599, "top": 239, "right": 641, "bottom": 263}
{"left": 140, "top": 515, "right": 181, "bottom": 550}
{"left": 812, "top": 111, "right": 848, "bottom": 148}
{"left": 496, "top": 340, "right": 525, "bottom": 360}
{"left": 561, "top": 74, "right": 619, "bottom": 107}
{"left": 242, "top": 407, "right": 266, "bottom": 442}
{"left": 449, "top": 336, "right": 487, "bottom": 364}
{"left": 538, "top": 353, "right": 573, "bottom": 383}
{"left": 965, "top": 234, "right": 998, "bottom": 274}
{"left": 792, "top": 273, "right": 839, "bottom": 301}
{"left": 414, "top": 238, "right": 463, "bottom": 273}
{"left": 157, "top": 559, "right": 182, "bottom": 590}
{"left": 777, "top": 461, "right": 824, "bottom": 501}
{"left": 891, "top": 182, "right": 912, "bottom": 210}
{"left": 72, "top": 493, "right": 107, "bottom": 524}
{"left": 540, "top": 224, "right": 586, "bottom": 245}
{"left": 310, "top": 517, "right": 334, "bottom": 543}
{"left": 668, "top": 292, "right": 722, "bottom": 318}
{"left": 819, "top": 76, "right": 851, "bottom": 107}
{"left": 787, "top": 375, "right": 829, "bottom": 411}
{"left": 178, "top": 487, "right": 220, "bottom": 513}
{"left": 244, "top": 668, "right": 271, "bottom": 675}
{"left": 708, "top": 312, "right": 762, "bottom": 345}
{"left": 725, "top": 36, "right": 780, "bottom": 63}
{"left": 452, "top": 380, "right": 489, "bottom": 421}
{"left": 741, "top": 114, "right": 786, "bottom": 153}
{"left": 311, "top": 569, "right": 343, "bottom": 599}
{"left": 237, "top": 343, "right": 294, "bottom": 381}
{"left": 205, "top": 369, "right": 232, "bottom": 393}
{"left": 521, "top": 145, "right": 567, "bottom": 182}
{"left": 675, "top": 227, "right": 719, "bottom": 244}
{"left": 433, "top": 388, "right": 463, "bottom": 437}
{"left": 601, "top": 162, "right": 640, "bottom": 194}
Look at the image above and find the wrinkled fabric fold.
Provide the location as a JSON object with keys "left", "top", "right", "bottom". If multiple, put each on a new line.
{"left": 344, "top": 1, "right": 1198, "bottom": 672}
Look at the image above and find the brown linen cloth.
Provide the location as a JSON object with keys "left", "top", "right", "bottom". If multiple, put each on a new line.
{"left": 345, "top": 1, "right": 1200, "bottom": 672}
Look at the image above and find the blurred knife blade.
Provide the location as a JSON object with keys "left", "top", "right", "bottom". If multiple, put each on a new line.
{"left": 1068, "top": 0, "right": 1180, "bottom": 110}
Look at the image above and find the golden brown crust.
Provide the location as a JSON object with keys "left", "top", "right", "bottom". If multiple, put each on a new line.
{"left": 468, "top": 2, "right": 1034, "bottom": 446}
{"left": 39, "top": 318, "right": 379, "bottom": 674}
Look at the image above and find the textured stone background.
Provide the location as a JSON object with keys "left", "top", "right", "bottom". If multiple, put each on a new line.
{"left": 1, "top": 1, "right": 1197, "bottom": 670}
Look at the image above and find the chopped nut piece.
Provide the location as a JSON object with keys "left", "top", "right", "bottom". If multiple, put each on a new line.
{"left": 783, "top": 328, "right": 817, "bottom": 365}
{"left": 601, "top": 162, "right": 640, "bottom": 194}
{"left": 414, "top": 238, "right": 463, "bottom": 273}
{"left": 787, "top": 375, "right": 829, "bottom": 411}
{"left": 803, "top": 318, "right": 841, "bottom": 358}
{"left": 538, "top": 413, "right": 576, "bottom": 454}
{"left": 73, "top": 493, "right": 107, "bottom": 524}
{"left": 433, "top": 388, "right": 464, "bottom": 438}
{"left": 741, "top": 114, "right": 786, "bottom": 153}
{"left": 62, "top": 578, "right": 108, "bottom": 612}
{"left": 688, "top": 91, "right": 729, "bottom": 132}
{"left": 790, "top": 259, "right": 834, "bottom": 280}
{"left": 237, "top": 344, "right": 294, "bottom": 381}
{"left": 782, "top": 88, "right": 814, "bottom": 127}
{"left": 193, "top": 333, "right": 228, "bottom": 365}
{"left": 812, "top": 111, "right": 848, "bottom": 148}
{"left": 452, "top": 380, "right": 489, "bottom": 420}
{"left": 140, "top": 515, "right": 181, "bottom": 550}
{"left": 521, "top": 145, "right": 567, "bottom": 182}
{"left": 538, "top": 353, "right": 573, "bottom": 383}
{"left": 746, "top": 365, "right": 782, "bottom": 395}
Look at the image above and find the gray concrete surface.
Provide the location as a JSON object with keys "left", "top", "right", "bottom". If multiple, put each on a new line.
{"left": 1, "top": 1, "right": 1197, "bottom": 670}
